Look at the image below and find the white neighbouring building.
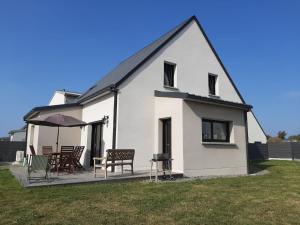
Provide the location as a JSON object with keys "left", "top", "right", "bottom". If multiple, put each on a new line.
{"left": 24, "top": 16, "right": 266, "bottom": 177}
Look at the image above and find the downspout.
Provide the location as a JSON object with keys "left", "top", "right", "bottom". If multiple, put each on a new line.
{"left": 112, "top": 87, "right": 118, "bottom": 149}
{"left": 111, "top": 87, "right": 118, "bottom": 172}
{"left": 24, "top": 122, "right": 29, "bottom": 157}
{"left": 244, "top": 111, "right": 250, "bottom": 175}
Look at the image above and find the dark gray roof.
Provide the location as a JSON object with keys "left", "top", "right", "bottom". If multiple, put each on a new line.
{"left": 154, "top": 91, "right": 252, "bottom": 111}
{"left": 77, "top": 16, "right": 194, "bottom": 102}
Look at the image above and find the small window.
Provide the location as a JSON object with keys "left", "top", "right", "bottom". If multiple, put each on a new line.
{"left": 208, "top": 74, "right": 217, "bottom": 95}
{"left": 164, "top": 62, "right": 176, "bottom": 87}
{"left": 202, "top": 119, "right": 230, "bottom": 142}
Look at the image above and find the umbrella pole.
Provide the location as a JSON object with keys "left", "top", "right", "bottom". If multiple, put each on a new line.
{"left": 56, "top": 126, "right": 60, "bottom": 153}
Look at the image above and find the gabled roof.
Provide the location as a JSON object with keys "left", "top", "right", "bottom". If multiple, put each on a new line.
{"left": 8, "top": 126, "right": 27, "bottom": 135}
{"left": 78, "top": 15, "right": 246, "bottom": 104}
{"left": 77, "top": 16, "right": 193, "bottom": 102}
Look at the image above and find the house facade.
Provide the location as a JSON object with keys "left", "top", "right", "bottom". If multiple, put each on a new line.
{"left": 24, "top": 16, "right": 266, "bottom": 177}
{"left": 8, "top": 126, "right": 26, "bottom": 142}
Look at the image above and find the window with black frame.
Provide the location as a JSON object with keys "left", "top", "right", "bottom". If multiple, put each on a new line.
{"left": 202, "top": 119, "right": 230, "bottom": 142}
{"left": 208, "top": 74, "right": 217, "bottom": 95}
{"left": 164, "top": 62, "right": 176, "bottom": 87}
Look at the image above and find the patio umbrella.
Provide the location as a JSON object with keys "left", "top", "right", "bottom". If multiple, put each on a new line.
{"left": 27, "top": 114, "right": 87, "bottom": 152}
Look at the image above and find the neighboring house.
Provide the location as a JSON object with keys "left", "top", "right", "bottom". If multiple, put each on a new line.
{"left": 24, "top": 16, "right": 266, "bottom": 177}
{"left": 49, "top": 89, "right": 81, "bottom": 105}
{"left": 8, "top": 126, "right": 26, "bottom": 142}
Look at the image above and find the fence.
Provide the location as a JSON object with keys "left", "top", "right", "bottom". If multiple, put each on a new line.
{"left": 248, "top": 142, "right": 300, "bottom": 160}
{"left": 0, "top": 141, "right": 26, "bottom": 162}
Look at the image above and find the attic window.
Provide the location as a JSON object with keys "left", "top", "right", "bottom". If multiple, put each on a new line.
{"left": 164, "top": 62, "right": 176, "bottom": 88}
{"left": 208, "top": 74, "right": 218, "bottom": 96}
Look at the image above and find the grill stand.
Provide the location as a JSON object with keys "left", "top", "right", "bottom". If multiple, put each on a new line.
{"left": 149, "top": 159, "right": 173, "bottom": 182}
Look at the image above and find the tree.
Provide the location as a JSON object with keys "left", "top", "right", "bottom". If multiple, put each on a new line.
{"left": 277, "top": 131, "right": 287, "bottom": 140}
{"left": 288, "top": 134, "right": 300, "bottom": 142}
{"left": 267, "top": 137, "right": 283, "bottom": 143}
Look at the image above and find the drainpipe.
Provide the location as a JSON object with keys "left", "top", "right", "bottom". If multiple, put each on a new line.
{"left": 244, "top": 111, "right": 250, "bottom": 175}
{"left": 112, "top": 87, "right": 118, "bottom": 149}
{"left": 24, "top": 122, "right": 29, "bottom": 158}
{"left": 111, "top": 87, "right": 118, "bottom": 172}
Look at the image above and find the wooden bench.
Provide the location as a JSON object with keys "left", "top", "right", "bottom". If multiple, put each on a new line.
{"left": 93, "top": 149, "right": 135, "bottom": 179}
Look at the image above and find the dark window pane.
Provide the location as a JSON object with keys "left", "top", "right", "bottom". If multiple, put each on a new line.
{"left": 164, "top": 63, "right": 175, "bottom": 87}
{"left": 202, "top": 119, "right": 229, "bottom": 143}
{"left": 202, "top": 121, "right": 211, "bottom": 140}
{"left": 213, "top": 122, "right": 227, "bottom": 141}
{"left": 209, "top": 75, "right": 216, "bottom": 95}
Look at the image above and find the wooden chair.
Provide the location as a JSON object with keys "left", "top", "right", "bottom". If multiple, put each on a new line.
{"left": 57, "top": 146, "right": 74, "bottom": 174}
{"left": 94, "top": 149, "right": 135, "bottom": 179}
{"left": 73, "top": 146, "right": 85, "bottom": 169}
{"left": 42, "top": 146, "right": 53, "bottom": 155}
{"left": 60, "top": 146, "right": 74, "bottom": 153}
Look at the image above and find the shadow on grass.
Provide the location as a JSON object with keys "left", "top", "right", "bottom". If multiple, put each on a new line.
{"left": 249, "top": 160, "right": 273, "bottom": 174}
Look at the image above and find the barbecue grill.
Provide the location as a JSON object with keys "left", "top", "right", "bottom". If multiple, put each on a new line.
{"left": 150, "top": 153, "right": 173, "bottom": 182}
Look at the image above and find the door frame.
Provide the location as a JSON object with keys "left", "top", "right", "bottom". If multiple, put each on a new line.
{"left": 160, "top": 118, "right": 172, "bottom": 169}
{"left": 90, "top": 122, "right": 103, "bottom": 166}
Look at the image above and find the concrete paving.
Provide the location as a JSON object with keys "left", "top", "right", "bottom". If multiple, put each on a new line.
{"left": 9, "top": 165, "right": 183, "bottom": 187}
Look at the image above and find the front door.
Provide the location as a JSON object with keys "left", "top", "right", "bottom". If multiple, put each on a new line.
{"left": 90, "top": 122, "right": 103, "bottom": 166}
{"left": 162, "top": 118, "right": 171, "bottom": 169}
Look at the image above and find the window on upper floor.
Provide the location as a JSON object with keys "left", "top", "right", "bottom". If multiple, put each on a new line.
{"left": 164, "top": 62, "right": 176, "bottom": 88}
{"left": 202, "top": 119, "right": 230, "bottom": 142}
{"left": 208, "top": 74, "right": 218, "bottom": 96}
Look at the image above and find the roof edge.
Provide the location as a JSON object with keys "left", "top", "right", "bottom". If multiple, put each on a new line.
{"left": 77, "top": 85, "right": 115, "bottom": 103}
{"left": 154, "top": 90, "right": 252, "bottom": 111}
{"left": 114, "top": 16, "right": 196, "bottom": 88}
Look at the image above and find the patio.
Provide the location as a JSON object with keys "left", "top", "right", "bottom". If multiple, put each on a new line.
{"left": 10, "top": 165, "right": 183, "bottom": 187}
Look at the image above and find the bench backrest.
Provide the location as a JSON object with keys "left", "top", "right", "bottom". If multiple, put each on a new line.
{"left": 61, "top": 146, "right": 74, "bottom": 153}
{"left": 106, "top": 149, "right": 135, "bottom": 161}
{"left": 42, "top": 146, "right": 53, "bottom": 155}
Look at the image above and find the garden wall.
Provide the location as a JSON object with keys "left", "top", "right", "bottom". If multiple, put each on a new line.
{"left": 0, "top": 141, "right": 26, "bottom": 162}
{"left": 248, "top": 142, "right": 300, "bottom": 160}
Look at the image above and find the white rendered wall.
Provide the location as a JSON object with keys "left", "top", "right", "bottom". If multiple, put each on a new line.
{"left": 117, "top": 20, "right": 246, "bottom": 171}
{"left": 80, "top": 94, "right": 114, "bottom": 167}
{"left": 26, "top": 124, "right": 40, "bottom": 155}
{"left": 247, "top": 111, "right": 267, "bottom": 143}
{"left": 182, "top": 101, "right": 248, "bottom": 176}
{"left": 10, "top": 131, "right": 26, "bottom": 142}
{"left": 49, "top": 92, "right": 66, "bottom": 105}
{"left": 154, "top": 97, "right": 184, "bottom": 173}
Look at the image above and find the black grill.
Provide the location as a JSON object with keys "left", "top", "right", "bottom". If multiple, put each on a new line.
{"left": 152, "top": 153, "right": 170, "bottom": 161}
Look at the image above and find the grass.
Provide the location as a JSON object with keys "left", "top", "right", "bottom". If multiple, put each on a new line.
{"left": 1, "top": 160, "right": 300, "bottom": 225}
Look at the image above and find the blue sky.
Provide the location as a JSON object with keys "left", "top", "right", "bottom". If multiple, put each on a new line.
{"left": 0, "top": 0, "right": 299, "bottom": 137}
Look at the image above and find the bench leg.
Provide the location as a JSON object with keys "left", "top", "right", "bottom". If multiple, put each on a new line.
{"left": 121, "top": 165, "right": 123, "bottom": 174}
{"left": 131, "top": 164, "right": 134, "bottom": 175}
{"left": 105, "top": 167, "right": 107, "bottom": 179}
{"left": 94, "top": 166, "right": 96, "bottom": 178}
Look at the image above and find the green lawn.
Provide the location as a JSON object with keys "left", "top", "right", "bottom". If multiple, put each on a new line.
{"left": 1, "top": 161, "right": 300, "bottom": 225}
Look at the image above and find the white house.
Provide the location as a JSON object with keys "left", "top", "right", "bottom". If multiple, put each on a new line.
{"left": 8, "top": 126, "right": 26, "bottom": 142}
{"left": 24, "top": 16, "right": 266, "bottom": 177}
